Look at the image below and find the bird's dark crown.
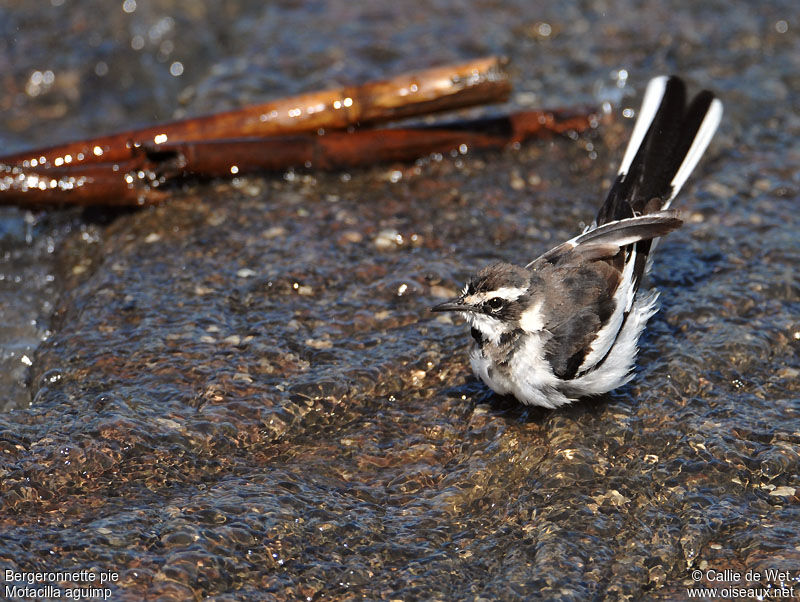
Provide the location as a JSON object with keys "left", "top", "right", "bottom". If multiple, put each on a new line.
{"left": 466, "top": 262, "right": 530, "bottom": 296}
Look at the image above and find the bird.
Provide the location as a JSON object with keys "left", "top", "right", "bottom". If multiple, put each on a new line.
{"left": 431, "top": 75, "right": 723, "bottom": 408}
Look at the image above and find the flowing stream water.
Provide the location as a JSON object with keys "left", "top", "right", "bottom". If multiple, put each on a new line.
{"left": 0, "top": 1, "right": 797, "bottom": 599}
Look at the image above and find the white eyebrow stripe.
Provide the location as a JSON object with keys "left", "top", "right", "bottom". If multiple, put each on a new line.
{"left": 487, "top": 286, "right": 528, "bottom": 302}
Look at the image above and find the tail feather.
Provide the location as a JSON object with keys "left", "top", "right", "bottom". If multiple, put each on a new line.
{"left": 615, "top": 76, "right": 670, "bottom": 183}
{"left": 665, "top": 92, "right": 723, "bottom": 208}
{"left": 596, "top": 76, "right": 722, "bottom": 225}
{"left": 591, "top": 75, "right": 722, "bottom": 292}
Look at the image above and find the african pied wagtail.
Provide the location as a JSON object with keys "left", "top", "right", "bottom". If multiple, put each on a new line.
{"left": 432, "top": 76, "right": 723, "bottom": 408}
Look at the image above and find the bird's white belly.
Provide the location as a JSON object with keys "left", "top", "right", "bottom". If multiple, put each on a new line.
{"left": 469, "top": 345, "right": 512, "bottom": 396}
{"left": 469, "top": 336, "right": 571, "bottom": 409}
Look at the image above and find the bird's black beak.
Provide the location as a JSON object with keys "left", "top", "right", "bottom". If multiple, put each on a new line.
{"left": 430, "top": 296, "right": 469, "bottom": 313}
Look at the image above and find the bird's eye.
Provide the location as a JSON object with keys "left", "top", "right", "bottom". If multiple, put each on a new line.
{"left": 485, "top": 297, "right": 504, "bottom": 312}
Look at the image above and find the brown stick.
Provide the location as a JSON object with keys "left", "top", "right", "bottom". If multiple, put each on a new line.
{"left": 0, "top": 107, "right": 597, "bottom": 207}
{"left": 0, "top": 162, "right": 167, "bottom": 207}
{"left": 152, "top": 108, "right": 598, "bottom": 177}
{"left": 0, "top": 57, "right": 510, "bottom": 169}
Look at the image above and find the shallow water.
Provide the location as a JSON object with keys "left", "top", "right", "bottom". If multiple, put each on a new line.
{"left": 1, "top": 0, "right": 798, "bottom": 599}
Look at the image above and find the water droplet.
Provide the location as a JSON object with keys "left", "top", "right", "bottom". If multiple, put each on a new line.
{"left": 39, "top": 369, "right": 63, "bottom": 387}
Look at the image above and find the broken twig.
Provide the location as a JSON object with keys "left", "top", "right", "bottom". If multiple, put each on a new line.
{"left": 0, "top": 57, "right": 601, "bottom": 208}
{"left": 0, "top": 57, "right": 510, "bottom": 169}
{"left": 151, "top": 108, "right": 597, "bottom": 177}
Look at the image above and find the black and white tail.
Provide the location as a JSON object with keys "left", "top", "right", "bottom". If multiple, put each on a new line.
{"left": 596, "top": 75, "right": 723, "bottom": 226}
{"left": 593, "top": 76, "right": 722, "bottom": 290}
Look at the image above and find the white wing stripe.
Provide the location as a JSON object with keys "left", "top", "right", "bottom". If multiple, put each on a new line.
{"left": 568, "top": 290, "right": 660, "bottom": 395}
{"left": 577, "top": 247, "right": 637, "bottom": 373}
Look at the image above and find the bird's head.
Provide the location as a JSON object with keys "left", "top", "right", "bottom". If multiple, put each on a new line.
{"left": 431, "top": 262, "right": 532, "bottom": 343}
